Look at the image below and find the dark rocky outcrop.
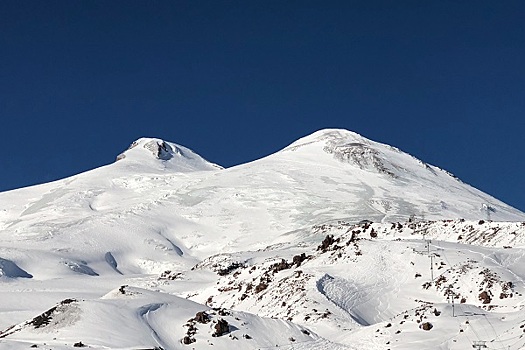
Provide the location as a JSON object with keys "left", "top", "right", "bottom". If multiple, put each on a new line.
{"left": 193, "top": 311, "right": 210, "bottom": 324}
{"left": 292, "top": 253, "right": 308, "bottom": 267}
{"left": 479, "top": 291, "right": 491, "bottom": 304}
{"left": 420, "top": 322, "right": 433, "bottom": 331}
{"left": 212, "top": 319, "right": 230, "bottom": 337}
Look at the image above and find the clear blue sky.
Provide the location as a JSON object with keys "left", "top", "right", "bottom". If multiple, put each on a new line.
{"left": 1, "top": 1, "right": 524, "bottom": 212}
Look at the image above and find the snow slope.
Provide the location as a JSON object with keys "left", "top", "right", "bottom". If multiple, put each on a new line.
{"left": 1, "top": 286, "right": 322, "bottom": 350}
{"left": 1, "top": 129, "right": 524, "bottom": 349}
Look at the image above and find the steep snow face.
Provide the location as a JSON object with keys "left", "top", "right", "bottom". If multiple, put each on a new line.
{"left": 115, "top": 137, "right": 223, "bottom": 173}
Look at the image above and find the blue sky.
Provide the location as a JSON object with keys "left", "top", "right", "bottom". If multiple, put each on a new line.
{"left": 1, "top": 1, "right": 524, "bottom": 212}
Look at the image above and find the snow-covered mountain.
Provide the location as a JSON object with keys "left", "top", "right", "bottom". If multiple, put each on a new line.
{"left": 115, "top": 137, "right": 223, "bottom": 172}
{"left": 1, "top": 129, "right": 524, "bottom": 349}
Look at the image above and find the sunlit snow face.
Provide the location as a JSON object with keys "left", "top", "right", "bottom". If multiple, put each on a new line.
{"left": 0, "top": 129, "right": 523, "bottom": 349}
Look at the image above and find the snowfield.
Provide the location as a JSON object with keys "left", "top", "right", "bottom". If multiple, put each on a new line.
{"left": 1, "top": 129, "right": 525, "bottom": 349}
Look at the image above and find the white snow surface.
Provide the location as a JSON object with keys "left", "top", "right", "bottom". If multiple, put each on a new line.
{"left": 1, "top": 129, "right": 525, "bottom": 349}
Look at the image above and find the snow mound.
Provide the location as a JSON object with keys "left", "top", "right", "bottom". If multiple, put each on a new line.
{"left": 62, "top": 260, "right": 99, "bottom": 276}
{"left": 0, "top": 258, "right": 32, "bottom": 278}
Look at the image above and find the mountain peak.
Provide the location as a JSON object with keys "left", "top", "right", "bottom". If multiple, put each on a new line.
{"left": 280, "top": 129, "right": 415, "bottom": 178}
{"left": 117, "top": 138, "right": 184, "bottom": 161}
{"left": 283, "top": 129, "right": 365, "bottom": 149}
{"left": 115, "top": 137, "right": 222, "bottom": 172}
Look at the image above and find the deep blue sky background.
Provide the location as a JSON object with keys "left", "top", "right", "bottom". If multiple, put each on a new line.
{"left": 1, "top": 1, "right": 524, "bottom": 211}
